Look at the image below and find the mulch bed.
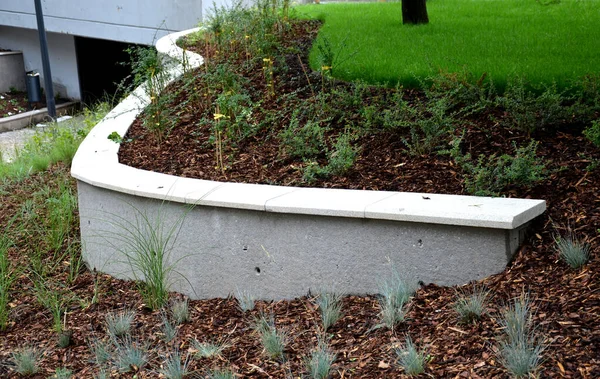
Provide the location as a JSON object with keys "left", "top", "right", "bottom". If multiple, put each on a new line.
{"left": 0, "top": 18, "right": 599, "bottom": 378}
{"left": 0, "top": 92, "right": 32, "bottom": 118}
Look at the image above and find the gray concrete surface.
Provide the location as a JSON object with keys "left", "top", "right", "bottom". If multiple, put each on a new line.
{"left": 78, "top": 181, "right": 529, "bottom": 300}
{"left": 0, "top": 51, "right": 25, "bottom": 92}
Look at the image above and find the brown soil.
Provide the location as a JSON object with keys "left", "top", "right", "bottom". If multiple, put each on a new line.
{"left": 0, "top": 19, "right": 598, "bottom": 378}
{"left": 0, "top": 92, "right": 32, "bottom": 118}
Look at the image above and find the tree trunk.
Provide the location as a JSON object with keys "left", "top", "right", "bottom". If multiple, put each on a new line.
{"left": 402, "top": 0, "right": 429, "bottom": 25}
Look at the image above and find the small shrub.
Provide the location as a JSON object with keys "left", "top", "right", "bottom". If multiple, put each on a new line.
{"left": 583, "top": 120, "right": 600, "bottom": 147}
{"left": 254, "top": 313, "right": 287, "bottom": 360}
{"left": 453, "top": 284, "right": 491, "bottom": 324}
{"left": 191, "top": 337, "right": 229, "bottom": 359}
{"left": 554, "top": 234, "right": 590, "bottom": 269}
{"left": 314, "top": 291, "right": 344, "bottom": 331}
{"left": 325, "top": 132, "right": 358, "bottom": 176}
{"left": 11, "top": 346, "right": 43, "bottom": 375}
{"left": 396, "top": 336, "right": 426, "bottom": 376}
{"left": 280, "top": 114, "right": 327, "bottom": 160}
{"left": 456, "top": 140, "right": 546, "bottom": 196}
{"left": 106, "top": 309, "right": 135, "bottom": 338}
{"left": 496, "top": 292, "right": 545, "bottom": 378}
{"left": 170, "top": 298, "right": 190, "bottom": 325}
{"left": 305, "top": 338, "right": 336, "bottom": 379}
{"left": 498, "top": 78, "right": 568, "bottom": 134}
{"left": 159, "top": 349, "right": 191, "bottom": 379}
{"left": 235, "top": 288, "right": 255, "bottom": 312}
{"left": 402, "top": 97, "right": 456, "bottom": 156}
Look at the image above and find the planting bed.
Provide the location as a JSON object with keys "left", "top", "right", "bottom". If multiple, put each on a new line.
{"left": 0, "top": 5, "right": 600, "bottom": 378}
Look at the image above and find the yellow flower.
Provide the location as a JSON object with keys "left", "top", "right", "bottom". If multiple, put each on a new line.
{"left": 263, "top": 58, "right": 272, "bottom": 63}
{"left": 321, "top": 66, "right": 332, "bottom": 71}
{"left": 213, "top": 113, "right": 227, "bottom": 120}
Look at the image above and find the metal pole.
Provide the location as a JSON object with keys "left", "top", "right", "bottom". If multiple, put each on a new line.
{"left": 34, "top": 0, "right": 56, "bottom": 119}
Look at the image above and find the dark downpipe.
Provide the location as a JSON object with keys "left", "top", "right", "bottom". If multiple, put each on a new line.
{"left": 34, "top": 0, "right": 56, "bottom": 119}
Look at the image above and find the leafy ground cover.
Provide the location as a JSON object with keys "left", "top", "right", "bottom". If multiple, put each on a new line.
{"left": 0, "top": 92, "right": 29, "bottom": 118}
{"left": 297, "top": 0, "right": 600, "bottom": 89}
{"left": 1, "top": 1, "right": 599, "bottom": 378}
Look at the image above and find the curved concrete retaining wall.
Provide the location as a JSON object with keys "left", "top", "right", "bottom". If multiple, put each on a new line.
{"left": 72, "top": 28, "right": 546, "bottom": 300}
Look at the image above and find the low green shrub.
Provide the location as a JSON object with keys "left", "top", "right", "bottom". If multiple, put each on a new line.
{"left": 376, "top": 272, "right": 417, "bottom": 330}
{"left": 583, "top": 120, "right": 600, "bottom": 148}
{"left": 451, "top": 139, "right": 546, "bottom": 196}
{"left": 498, "top": 78, "right": 568, "bottom": 134}
{"left": 170, "top": 298, "right": 190, "bottom": 325}
{"left": 280, "top": 112, "right": 327, "bottom": 160}
{"left": 114, "top": 337, "right": 148, "bottom": 373}
{"left": 402, "top": 98, "right": 455, "bottom": 156}
{"left": 51, "top": 367, "right": 73, "bottom": 379}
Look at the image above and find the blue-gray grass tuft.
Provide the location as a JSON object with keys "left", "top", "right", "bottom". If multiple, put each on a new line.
{"left": 235, "top": 288, "right": 255, "bottom": 312}
{"left": 105, "top": 309, "right": 135, "bottom": 338}
{"left": 453, "top": 284, "right": 491, "bottom": 324}
{"left": 170, "top": 298, "right": 190, "bottom": 325}
{"left": 253, "top": 312, "right": 287, "bottom": 360}
{"left": 377, "top": 272, "right": 417, "bottom": 330}
{"left": 11, "top": 346, "right": 43, "bottom": 375}
{"left": 191, "top": 337, "right": 230, "bottom": 359}
{"left": 159, "top": 349, "right": 191, "bottom": 379}
{"left": 396, "top": 336, "right": 426, "bottom": 376}
{"left": 315, "top": 291, "right": 344, "bottom": 331}
{"left": 305, "top": 337, "right": 336, "bottom": 379}
{"left": 496, "top": 292, "right": 545, "bottom": 378}
{"left": 554, "top": 234, "right": 590, "bottom": 269}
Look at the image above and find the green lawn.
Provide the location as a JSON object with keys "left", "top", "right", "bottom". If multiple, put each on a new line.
{"left": 295, "top": 0, "right": 600, "bottom": 89}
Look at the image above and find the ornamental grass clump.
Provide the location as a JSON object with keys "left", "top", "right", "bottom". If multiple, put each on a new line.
{"left": 496, "top": 292, "right": 545, "bottom": 378}
{"left": 170, "top": 298, "right": 190, "bottom": 325}
{"left": 396, "top": 336, "right": 427, "bottom": 376}
{"left": 254, "top": 312, "right": 287, "bottom": 360}
{"left": 0, "top": 235, "right": 18, "bottom": 331}
{"left": 314, "top": 290, "right": 344, "bottom": 331}
{"left": 103, "top": 204, "right": 191, "bottom": 310}
{"left": 11, "top": 346, "right": 43, "bottom": 375}
{"left": 453, "top": 284, "right": 491, "bottom": 324}
{"left": 376, "top": 272, "right": 417, "bottom": 330}
{"left": 159, "top": 349, "right": 191, "bottom": 379}
{"left": 554, "top": 234, "right": 590, "bottom": 269}
{"left": 105, "top": 309, "right": 135, "bottom": 338}
{"left": 305, "top": 338, "right": 336, "bottom": 379}
{"left": 191, "top": 337, "right": 230, "bottom": 359}
{"left": 235, "top": 288, "right": 255, "bottom": 312}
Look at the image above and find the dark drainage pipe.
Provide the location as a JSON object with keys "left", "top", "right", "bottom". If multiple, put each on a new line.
{"left": 34, "top": 0, "right": 56, "bottom": 119}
